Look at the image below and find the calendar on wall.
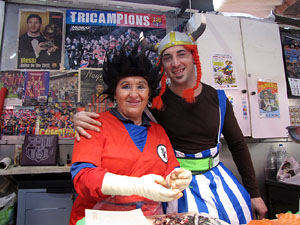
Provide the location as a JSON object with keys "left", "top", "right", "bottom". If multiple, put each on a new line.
{"left": 289, "top": 106, "right": 300, "bottom": 126}
{"left": 288, "top": 78, "right": 300, "bottom": 97}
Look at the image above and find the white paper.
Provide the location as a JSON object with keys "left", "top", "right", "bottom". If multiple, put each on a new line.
{"left": 85, "top": 209, "right": 151, "bottom": 225}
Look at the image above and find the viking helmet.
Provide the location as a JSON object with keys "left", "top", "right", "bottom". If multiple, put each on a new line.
{"left": 147, "top": 15, "right": 207, "bottom": 110}
{"left": 155, "top": 15, "right": 206, "bottom": 56}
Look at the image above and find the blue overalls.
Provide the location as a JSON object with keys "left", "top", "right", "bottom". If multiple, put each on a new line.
{"left": 167, "top": 90, "right": 252, "bottom": 225}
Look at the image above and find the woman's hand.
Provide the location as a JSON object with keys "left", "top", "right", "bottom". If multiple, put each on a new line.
{"left": 74, "top": 111, "right": 101, "bottom": 141}
{"left": 101, "top": 173, "right": 183, "bottom": 202}
{"left": 167, "top": 168, "right": 192, "bottom": 191}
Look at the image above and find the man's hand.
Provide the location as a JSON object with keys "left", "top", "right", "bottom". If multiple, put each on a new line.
{"left": 167, "top": 168, "right": 192, "bottom": 191}
{"left": 251, "top": 197, "right": 268, "bottom": 220}
{"left": 31, "top": 40, "right": 47, "bottom": 58}
{"left": 47, "top": 44, "right": 59, "bottom": 53}
{"left": 74, "top": 111, "right": 101, "bottom": 141}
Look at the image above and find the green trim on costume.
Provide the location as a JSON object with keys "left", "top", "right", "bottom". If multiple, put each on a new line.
{"left": 177, "top": 157, "right": 213, "bottom": 171}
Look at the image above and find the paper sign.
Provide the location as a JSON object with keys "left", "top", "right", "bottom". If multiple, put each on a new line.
{"left": 257, "top": 81, "right": 280, "bottom": 118}
{"left": 85, "top": 209, "right": 150, "bottom": 225}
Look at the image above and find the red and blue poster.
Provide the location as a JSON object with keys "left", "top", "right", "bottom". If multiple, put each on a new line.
{"left": 37, "top": 102, "right": 77, "bottom": 139}
{"left": 1, "top": 106, "right": 36, "bottom": 136}
{"left": 23, "top": 71, "right": 49, "bottom": 106}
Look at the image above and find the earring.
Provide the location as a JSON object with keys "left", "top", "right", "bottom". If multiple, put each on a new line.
{"left": 147, "top": 101, "right": 152, "bottom": 108}
{"left": 113, "top": 99, "right": 117, "bottom": 108}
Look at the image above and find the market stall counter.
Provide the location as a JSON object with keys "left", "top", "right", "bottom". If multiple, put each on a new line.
{"left": 0, "top": 165, "right": 75, "bottom": 225}
{"left": 265, "top": 177, "right": 300, "bottom": 219}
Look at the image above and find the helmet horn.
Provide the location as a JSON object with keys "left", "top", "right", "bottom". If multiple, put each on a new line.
{"left": 190, "top": 14, "right": 206, "bottom": 42}
{"left": 141, "top": 38, "right": 158, "bottom": 52}
{"left": 139, "top": 32, "right": 158, "bottom": 52}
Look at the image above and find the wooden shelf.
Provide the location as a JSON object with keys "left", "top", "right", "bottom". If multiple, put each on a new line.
{"left": 0, "top": 165, "right": 70, "bottom": 175}
{"left": 0, "top": 136, "right": 75, "bottom": 145}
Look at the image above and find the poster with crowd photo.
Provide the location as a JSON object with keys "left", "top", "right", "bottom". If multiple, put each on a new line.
{"left": 37, "top": 102, "right": 76, "bottom": 139}
{"left": 211, "top": 53, "right": 238, "bottom": 89}
{"left": 257, "top": 81, "right": 280, "bottom": 118}
{"left": 0, "top": 71, "right": 25, "bottom": 106}
{"left": 49, "top": 71, "right": 78, "bottom": 103}
{"left": 65, "top": 9, "right": 166, "bottom": 70}
{"left": 17, "top": 10, "right": 63, "bottom": 70}
{"left": 0, "top": 106, "right": 36, "bottom": 136}
{"left": 280, "top": 30, "right": 300, "bottom": 98}
{"left": 23, "top": 71, "right": 49, "bottom": 106}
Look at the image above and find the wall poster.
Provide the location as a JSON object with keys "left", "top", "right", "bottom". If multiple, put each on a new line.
{"left": 17, "top": 9, "right": 63, "bottom": 70}
{"left": 49, "top": 71, "right": 78, "bottom": 103}
{"left": 257, "top": 81, "right": 280, "bottom": 118}
{"left": 1, "top": 106, "right": 36, "bottom": 136}
{"left": 23, "top": 71, "right": 49, "bottom": 106}
{"left": 0, "top": 71, "right": 25, "bottom": 106}
{"left": 78, "top": 68, "right": 113, "bottom": 113}
{"left": 280, "top": 30, "right": 300, "bottom": 98}
{"left": 211, "top": 53, "right": 238, "bottom": 89}
{"left": 37, "top": 102, "right": 77, "bottom": 139}
{"left": 65, "top": 9, "right": 166, "bottom": 70}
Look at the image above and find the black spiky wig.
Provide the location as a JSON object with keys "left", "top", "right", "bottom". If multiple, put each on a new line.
{"left": 102, "top": 41, "right": 161, "bottom": 102}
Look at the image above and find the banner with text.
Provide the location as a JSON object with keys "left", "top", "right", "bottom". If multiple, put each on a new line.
{"left": 65, "top": 9, "right": 166, "bottom": 70}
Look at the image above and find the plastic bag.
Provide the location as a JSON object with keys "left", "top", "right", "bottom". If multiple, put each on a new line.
{"left": 277, "top": 156, "right": 300, "bottom": 184}
{"left": 92, "top": 196, "right": 163, "bottom": 216}
{"left": 0, "top": 192, "right": 17, "bottom": 225}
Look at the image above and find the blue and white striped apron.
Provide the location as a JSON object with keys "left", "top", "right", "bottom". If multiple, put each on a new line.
{"left": 166, "top": 90, "right": 252, "bottom": 225}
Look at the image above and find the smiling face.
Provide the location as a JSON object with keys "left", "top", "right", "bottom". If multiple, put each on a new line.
{"left": 115, "top": 76, "right": 149, "bottom": 125}
{"left": 161, "top": 45, "right": 196, "bottom": 91}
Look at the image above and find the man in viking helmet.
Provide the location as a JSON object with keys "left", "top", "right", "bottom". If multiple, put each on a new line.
{"left": 73, "top": 15, "right": 267, "bottom": 224}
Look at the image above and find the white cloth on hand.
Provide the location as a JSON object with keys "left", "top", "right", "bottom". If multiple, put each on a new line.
{"left": 101, "top": 173, "right": 181, "bottom": 202}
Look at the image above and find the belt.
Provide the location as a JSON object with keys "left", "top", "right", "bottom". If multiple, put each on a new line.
{"left": 177, "top": 154, "right": 220, "bottom": 174}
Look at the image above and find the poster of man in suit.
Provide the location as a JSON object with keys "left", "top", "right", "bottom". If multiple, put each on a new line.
{"left": 17, "top": 10, "right": 63, "bottom": 70}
